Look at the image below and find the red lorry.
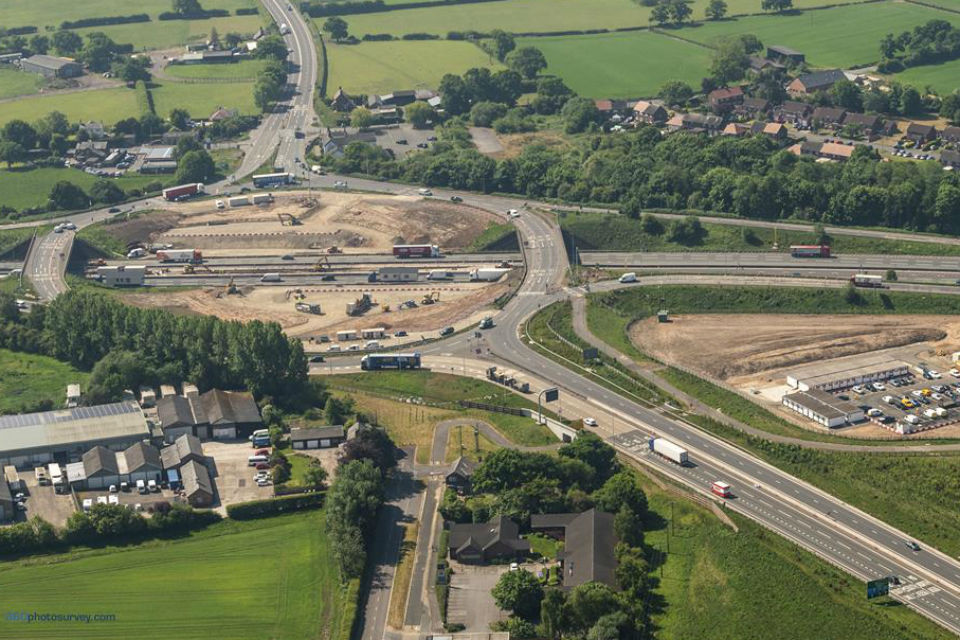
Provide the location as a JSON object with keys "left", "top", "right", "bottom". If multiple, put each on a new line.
{"left": 162, "top": 183, "right": 204, "bottom": 201}
{"left": 393, "top": 244, "right": 440, "bottom": 259}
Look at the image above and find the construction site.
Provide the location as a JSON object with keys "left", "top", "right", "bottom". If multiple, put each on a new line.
{"left": 81, "top": 191, "right": 523, "bottom": 349}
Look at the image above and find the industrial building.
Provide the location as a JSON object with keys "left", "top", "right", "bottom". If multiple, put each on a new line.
{"left": 20, "top": 54, "right": 83, "bottom": 78}
{"left": 786, "top": 354, "right": 909, "bottom": 392}
{"left": 156, "top": 389, "right": 262, "bottom": 441}
{"left": 290, "top": 426, "right": 345, "bottom": 449}
{"left": 0, "top": 402, "right": 151, "bottom": 468}
{"left": 782, "top": 389, "right": 865, "bottom": 428}
{"left": 97, "top": 265, "right": 146, "bottom": 287}
{"left": 181, "top": 460, "right": 214, "bottom": 507}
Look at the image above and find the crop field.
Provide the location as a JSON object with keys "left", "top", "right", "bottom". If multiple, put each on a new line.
{"left": 0, "top": 168, "right": 162, "bottom": 211}
{"left": 0, "top": 349, "right": 89, "bottom": 415}
{"left": 164, "top": 59, "right": 267, "bottom": 81}
{"left": 0, "top": 0, "right": 255, "bottom": 29}
{"left": 892, "top": 58, "right": 960, "bottom": 95}
{"left": 678, "top": 1, "right": 960, "bottom": 68}
{"left": 76, "top": 15, "right": 265, "bottom": 53}
{"left": 339, "top": 0, "right": 865, "bottom": 37}
{"left": 0, "top": 510, "right": 355, "bottom": 640}
{"left": 326, "top": 40, "right": 502, "bottom": 95}
{"left": 0, "top": 88, "right": 139, "bottom": 127}
{"left": 151, "top": 81, "right": 257, "bottom": 119}
{"left": 0, "top": 68, "right": 42, "bottom": 101}
{"left": 516, "top": 32, "right": 712, "bottom": 98}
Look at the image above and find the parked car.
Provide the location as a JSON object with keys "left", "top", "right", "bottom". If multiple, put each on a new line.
{"left": 583, "top": 417, "right": 598, "bottom": 427}
{"left": 450, "top": 195, "right": 463, "bottom": 203}
{"left": 394, "top": 330, "right": 408, "bottom": 337}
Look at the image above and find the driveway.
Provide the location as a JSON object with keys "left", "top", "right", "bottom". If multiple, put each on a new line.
{"left": 203, "top": 440, "right": 275, "bottom": 511}
{"left": 19, "top": 472, "right": 75, "bottom": 528}
{"left": 447, "top": 563, "right": 508, "bottom": 631}
{"left": 469, "top": 127, "right": 504, "bottom": 155}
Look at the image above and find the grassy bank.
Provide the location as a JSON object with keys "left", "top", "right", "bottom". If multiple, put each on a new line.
{"left": 0, "top": 349, "right": 89, "bottom": 415}
{"left": 468, "top": 222, "right": 519, "bottom": 252}
{"left": 563, "top": 212, "right": 960, "bottom": 256}
{"left": 0, "top": 509, "right": 356, "bottom": 640}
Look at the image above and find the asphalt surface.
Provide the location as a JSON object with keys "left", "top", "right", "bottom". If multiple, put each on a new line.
{"left": 582, "top": 251, "right": 960, "bottom": 273}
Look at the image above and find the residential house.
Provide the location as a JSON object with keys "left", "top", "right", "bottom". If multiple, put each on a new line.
{"left": 209, "top": 106, "right": 238, "bottom": 122}
{"left": 290, "top": 426, "right": 345, "bottom": 449}
{"left": 792, "top": 140, "right": 856, "bottom": 162}
{"left": 632, "top": 100, "right": 668, "bottom": 125}
{"left": 20, "top": 54, "right": 83, "bottom": 79}
{"left": 71, "top": 140, "right": 109, "bottom": 166}
{"left": 722, "top": 122, "right": 752, "bottom": 137}
{"left": 941, "top": 126, "right": 960, "bottom": 143}
{"left": 747, "top": 55, "right": 785, "bottom": 74}
{"left": 444, "top": 456, "right": 476, "bottom": 494}
{"left": 811, "top": 106, "right": 847, "bottom": 129}
{"left": 776, "top": 100, "right": 813, "bottom": 124}
{"left": 905, "top": 123, "right": 938, "bottom": 145}
{"left": 787, "top": 69, "right": 846, "bottom": 96}
{"left": 82, "top": 446, "right": 121, "bottom": 490}
{"left": 941, "top": 149, "right": 960, "bottom": 168}
{"left": 122, "top": 442, "right": 163, "bottom": 485}
{"left": 666, "top": 112, "right": 723, "bottom": 134}
{"left": 762, "top": 122, "right": 788, "bottom": 141}
{"left": 735, "top": 97, "right": 770, "bottom": 119}
{"left": 181, "top": 460, "right": 214, "bottom": 507}
{"left": 448, "top": 515, "right": 530, "bottom": 563}
{"left": 766, "top": 45, "right": 805, "bottom": 65}
{"left": 530, "top": 509, "right": 618, "bottom": 588}
{"left": 707, "top": 86, "right": 744, "bottom": 113}
{"left": 322, "top": 128, "right": 378, "bottom": 158}
{"left": 842, "top": 112, "right": 882, "bottom": 135}
{"left": 331, "top": 86, "right": 357, "bottom": 112}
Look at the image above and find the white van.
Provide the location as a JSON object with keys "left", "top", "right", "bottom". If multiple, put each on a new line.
{"left": 249, "top": 429, "right": 270, "bottom": 440}
{"left": 136, "top": 479, "right": 147, "bottom": 494}
{"left": 905, "top": 414, "right": 920, "bottom": 425}
{"left": 619, "top": 272, "right": 637, "bottom": 284}
{"left": 365, "top": 340, "right": 380, "bottom": 350}
{"left": 418, "top": 188, "right": 433, "bottom": 196}
{"left": 215, "top": 200, "right": 225, "bottom": 209}
{"left": 248, "top": 455, "right": 270, "bottom": 467}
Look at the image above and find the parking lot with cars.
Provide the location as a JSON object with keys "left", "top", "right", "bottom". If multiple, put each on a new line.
{"left": 203, "top": 440, "right": 275, "bottom": 511}
{"left": 836, "top": 367, "right": 960, "bottom": 433}
{"left": 16, "top": 472, "right": 76, "bottom": 528}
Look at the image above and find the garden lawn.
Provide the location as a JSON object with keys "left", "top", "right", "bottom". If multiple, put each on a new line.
{"left": 151, "top": 81, "right": 257, "bottom": 119}
{"left": 677, "top": 1, "right": 960, "bottom": 68}
{"left": 0, "top": 510, "right": 354, "bottom": 640}
{"left": 891, "top": 58, "right": 960, "bottom": 95}
{"left": 0, "top": 87, "right": 139, "bottom": 127}
{"left": 0, "top": 349, "right": 89, "bottom": 415}
{"left": 164, "top": 59, "right": 267, "bottom": 81}
{"left": 76, "top": 15, "right": 264, "bottom": 53}
{"left": 0, "top": 68, "right": 42, "bottom": 100}
{"left": 516, "top": 31, "right": 712, "bottom": 98}
{"left": 0, "top": 0, "right": 255, "bottom": 30}
{"left": 0, "top": 168, "right": 162, "bottom": 211}
{"left": 326, "top": 40, "right": 502, "bottom": 96}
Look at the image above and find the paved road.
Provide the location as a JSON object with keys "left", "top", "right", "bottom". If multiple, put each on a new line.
{"left": 582, "top": 251, "right": 960, "bottom": 273}
{"left": 108, "top": 252, "right": 521, "bottom": 269}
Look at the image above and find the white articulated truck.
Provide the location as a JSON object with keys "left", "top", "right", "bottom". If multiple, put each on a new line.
{"left": 648, "top": 437, "right": 689, "bottom": 465}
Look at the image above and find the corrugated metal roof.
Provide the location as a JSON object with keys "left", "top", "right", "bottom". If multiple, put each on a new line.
{"left": 0, "top": 402, "right": 149, "bottom": 455}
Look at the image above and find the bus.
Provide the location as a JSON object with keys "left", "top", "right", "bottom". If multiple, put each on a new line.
{"left": 360, "top": 352, "right": 422, "bottom": 370}
{"left": 790, "top": 245, "right": 830, "bottom": 258}
{"left": 252, "top": 172, "right": 293, "bottom": 188}
{"left": 711, "top": 481, "right": 732, "bottom": 498}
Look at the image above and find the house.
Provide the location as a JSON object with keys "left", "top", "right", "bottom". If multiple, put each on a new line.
{"left": 842, "top": 112, "right": 882, "bottom": 134}
{"left": 160, "top": 433, "right": 205, "bottom": 471}
{"left": 941, "top": 150, "right": 960, "bottom": 168}
{"left": 290, "top": 426, "right": 345, "bottom": 449}
{"left": 811, "top": 107, "right": 846, "bottom": 129}
{"left": 209, "top": 106, "right": 238, "bottom": 122}
{"left": 940, "top": 126, "right": 960, "bottom": 143}
{"left": 444, "top": 456, "right": 476, "bottom": 494}
{"left": 787, "top": 69, "right": 846, "bottom": 96}
{"left": 331, "top": 86, "right": 357, "bottom": 112}
{"left": 905, "top": 123, "right": 938, "bottom": 144}
{"left": 201, "top": 389, "right": 262, "bottom": 439}
{"left": 666, "top": 113, "right": 723, "bottom": 134}
{"left": 722, "top": 122, "right": 751, "bottom": 137}
{"left": 776, "top": 100, "right": 812, "bottom": 124}
{"left": 322, "top": 128, "right": 378, "bottom": 158}
{"left": 632, "top": 100, "right": 668, "bottom": 124}
{"left": 763, "top": 122, "right": 788, "bottom": 140}
{"left": 707, "top": 86, "right": 744, "bottom": 113}
{"left": 531, "top": 509, "right": 618, "bottom": 588}
{"left": 82, "top": 446, "right": 121, "bottom": 490}
{"left": 181, "top": 460, "right": 214, "bottom": 507}
{"left": 448, "top": 516, "right": 530, "bottom": 563}
{"left": 122, "top": 442, "right": 163, "bottom": 485}
{"left": 594, "top": 99, "right": 615, "bottom": 115}
{"left": 793, "top": 140, "right": 856, "bottom": 162}
{"left": 766, "top": 45, "right": 805, "bottom": 65}
{"left": 735, "top": 97, "right": 770, "bottom": 119}
{"left": 747, "top": 55, "right": 785, "bottom": 74}
{"left": 20, "top": 54, "right": 83, "bottom": 79}
{"left": 72, "top": 140, "right": 109, "bottom": 165}
{"left": 0, "top": 479, "right": 13, "bottom": 523}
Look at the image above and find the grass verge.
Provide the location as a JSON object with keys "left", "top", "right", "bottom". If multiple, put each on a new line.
{"left": 387, "top": 521, "right": 420, "bottom": 630}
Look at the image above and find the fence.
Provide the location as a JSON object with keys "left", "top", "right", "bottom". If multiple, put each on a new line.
{"left": 457, "top": 400, "right": 525, "bottom": 416}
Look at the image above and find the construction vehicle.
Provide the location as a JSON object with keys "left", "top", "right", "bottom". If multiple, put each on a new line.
{"left": 295, "top": 302, "right": 322, "bottom": 314}
{"left": 347, "top": 292, "right": 373, "bottom": 316}
{"left": 277, "top": 212, "right": 300, "bottom": 226}
{"left": 224, "top": 278, "right": 241, "bottom": 296}
{"left": 327, "top": 246, "right": 343, "bottom": 254}
{"left": 313, "top": 256, "right": 331, "bottom": 271}
{"left": 286, "top": 288, "right": 306, "bottom": 300}
{"left": 422, "top": 291, "right": 440, "bottom": 305}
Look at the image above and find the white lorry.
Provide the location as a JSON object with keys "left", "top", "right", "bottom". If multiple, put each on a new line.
{"left": 648, "top": 437, "right": 689, "bottom": 465}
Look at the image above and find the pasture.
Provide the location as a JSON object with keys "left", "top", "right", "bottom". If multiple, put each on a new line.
{"left": 0, "top": 87, "right": 139, "bottom": 127}
{"left": 0, "top": 0, "right": 255, "bottom": 30}
{"left": 0, "top": 68, "right": 42, "bottom": 101}
{"left": 338, "top": 0, "right": 866, "bottom": 37}
{"left": 326, "top": 40, "right": 502, "bottom": 95}
{"left": 677, "top": 1, "right": 960, "bottom": 68}
{"left": 0, "top": 510, "right": 355, "bottom": 640}
{"left": 0, "top": 349, "right": 89, "bottom": 415}
{"left": 0, "top": 168, "right": 161, "bottom": 211}
{"left": 516, "top": 31, "right": 712, "bottom": 98}
{"left": 151, "top": 81, "right": 257, "bottom": 119}
{"left": 76, "top": 15, "right": 264, "bottom": 53}
{"left": 892, "top": 58, "right": 960, "bottom": 94}
{"left": 164, "top": 59, "right": 267, "bottom": 81}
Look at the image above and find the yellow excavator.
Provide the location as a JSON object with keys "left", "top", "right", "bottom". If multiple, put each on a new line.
{"left": 313, "top": 256, "right": 331, "bottom": 272}
{"left": 421, "top": 291, "right": 440, "bottom": 305}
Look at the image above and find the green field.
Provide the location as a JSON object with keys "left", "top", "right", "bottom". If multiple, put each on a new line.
{"left": 164, "top": 59, "right": 267, "bottom": 81}
{"left": 76, "top": 15, "right": 264, "bottom": 53}
{"left": 0, "top": 510, "right": 356, "bottom": 640}
{"left": 0, "top": 349, "right": 89, "bottom": 415}
{"left": 517, "top": 31, "right": 712, "bottom": 98}
{"left": 892, "top": 58, "right": 960, "bottom": 95}
{"left": 0, "top": 68, "right": 43, "bottom": 101}
{"left": 0, "top": 168, "right": 161, "bottom": 211}
{"left": 326, "top": 40, "right": 502, "bottom": 95}
{"left": 151, "top": 81, "right": 257, "bottom": 119}
{"left": 339, "top": 0, "right": 866, "bottom": 37}
{"left": 0, "top": 0, "right": 255, "bottom": 30}
{"left": 0, "top": 88, "right": 140, "bottom": 127}
{"left": 678, "top": 1, "right": 960, "bottom": 68}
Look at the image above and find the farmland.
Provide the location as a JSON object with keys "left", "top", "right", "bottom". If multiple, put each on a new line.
{"left": 516, "top": 32, "right": 712, "bottom": 98}
{"left": 151, "top": 80, "right": 258, "bottom": 119}
{"left": 0, "top": 88, "right": 140, "bottom": 127}
{"left": 0, "top": 168, "right": 161, "bottom": 212}
{"left": 677, "top": 1, "right": 960, "bottom": 68}
{"left": 75, "top": 15, "right": 265, "bottom": 53}
{"left": 0, "top": 0, "right": 256, "bottom": 30}
{"left": 892, "top": 58, "right": 960, "bottom": 95}
{"left": 0, "top": 510, "right": 356, "bottom": 640}
{"left": 325, "top": 40, "right": 502, "bottom": 96}
{"left": 164, "top": 59, "right": 268, "bottom": 81}
{"left": 0, "top": 68, "right": 42, "bottom": 101}
{"left": 0, "top": 349, "right": 89, "bottom": 415}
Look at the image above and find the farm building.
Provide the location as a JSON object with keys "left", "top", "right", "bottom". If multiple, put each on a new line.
{"left": 531, "top": 509, "right": 618, "bottom": 588}
{"left": 766, "top": 45, "right": 805, "bottom": 65}
{"left": 377, "top": 266, "right": 419, "bottom": 282}
{"left": 160, "top": 434, "right": 205, "bottom": 471}
{"left": 786, "top": 355, "right": 909, "bottom": 392}
{"left": 448, "top": 515, "right": 530, "bottom": 563}
{"left": 787, "top": 69, "right": 846, "bottom": 96}
{"left": 0, "top": 402, "right": 151, "bottom": 468}
{"left": 782, "top": 389, "right": 865, "bottom": 428}
{"left": 747, "top": 55, "right": 785, "bottom": 74}
{"left": 445, "top": 456, "right": 476, "bottom": 494}
{"left": 0, "top": 480, "right": 14, "bottom": 523}
{"left": 97, "top": 265, "right": 146, "bottom": 287}
{"left": 82, "top": 446, "right": 121, "bottom": 490}
{"left": 156, "top": 389, "right": 262, "bottom": 441}
{"left": 290, "top": 426, "right": 345, "bottom": 449}
{"left": 181, "top": 460, "right": 214, "bottom": 507}
{"left": 20, "top": 54, "right": 83, "bottom": 79}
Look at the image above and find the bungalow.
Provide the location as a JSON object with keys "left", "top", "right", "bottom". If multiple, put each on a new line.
{"left": 83, "top": 446, "right": 121, "bottom": 490}
{"left": 632, "top": 100, "right": 668, "bottom": 125}
{"left": 941, "top": 149, "right": 960, "bottom": 168}
{"left": 905, "top": 123, "right": 938, "bottom": 145}
{"left": 530, "top": 509, "right": 618, "bottom": 588}
{"left": 707, "top": 86, "right": 744, "bottom": 113}
{"left": 767, "top": 45, "right": 805, "bottom": 65}
{"left": 722, "top": 122, "right": 751, "bottom": 137}
{"left": 941, "top": 126, "right": 960, "bottom": 143}
{"left": 795, "top": 141, "right": 856, "bottom": 161}
{"left": 331, "top": 86, "right": 357, "bottom": 112}
{"left": 444, "top": 456, "right": 476, "bottom": 494}
{"left": 735, "top": 97, "right": 770, "bottom": 119}
{"left": 448, "top": 515, "right": 530, "bottom": 563}
{"left": 209, "top": 106, "right": 238, "bottom": 122}
{"left": 787, "top": 69, "right": 846, "bottom": 96}
{"left": 842, "top": 112, "right": 882, "bottom": 134}
{"left": 776, "top": 100, "right": 813, "bottom": 124}
{"left": 811, "top": 106, "right": 846, "bottom": 129}
{"left": 181, "top": 460, "right": 214, "bottom": 507}
{"left": 290, "top": 426, "right": 345, "bottom": 449}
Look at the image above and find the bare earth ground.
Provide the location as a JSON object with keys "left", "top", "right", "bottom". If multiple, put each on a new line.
{"left": 631, "top": 313, "right": 960, "bottom": 438}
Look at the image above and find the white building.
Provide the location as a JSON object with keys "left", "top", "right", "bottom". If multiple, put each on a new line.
{"left": 377, "top": 266, "right": 419, "bottom": 282}
{"left": 786, "top": 355, "right": 909, "bottom": 392}
{"left": 97, "top": 265, "right": 146, "bottom": 287}
{"left": 782, "top": 389, "right": 865, "bottom": 428}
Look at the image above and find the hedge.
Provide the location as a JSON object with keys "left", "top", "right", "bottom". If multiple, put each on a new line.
{"left": 401, "top": 32, "right": 440, "bottom": 40}
{"left": 362, "top": 33, "right": 395, "bottom": 41}
{"left": 158, "top": 9, "right": 230, "bottom": 20}
{"left": 226, "top": 491, "right": 325, "bottom": 519}
{"left": 1, "top": 26, "right": 39, "bottom": 37}
{"left": 235, "top": 7, "right": 260, "bottom": 14}
{"left": 303, "top": 0, "right": 500, "bottom": 17}
{"left": 135, "top": 80, "right": 155, "bottom": 116}
{"left": 60, "top": 14, "right": 150, "bottom": 30}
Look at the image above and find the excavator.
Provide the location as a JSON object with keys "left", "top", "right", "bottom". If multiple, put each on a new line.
{"left": 224, "top": 277, "right": 241, "bottom": 296}
{"left": 421, "top": 291, "right": 440, "bottom": 305}
{"left": 313, "top": 256, "right": 331, "bottom": 272}
{"left": 277, "top": 212, "right": 301, "bottom": 226}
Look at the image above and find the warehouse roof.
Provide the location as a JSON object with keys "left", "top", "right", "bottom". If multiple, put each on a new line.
{"left": 290, "top": 426, "right": 344, "bottom": 441}
{"left": 161, "top": 433, "right": 204, "bottom": 469}
{"left": 787, "top": 354, "right": 908, "bottom": 388}
{"left": 0, "top": 402, "right": 149, "bottom": 456}
{"left": 201, "top": 390, "right": 261, "bottom": 426}
{"left": 22, "top": 54, "right": 79, "bottom": 70}
{"left": 83, "top": 446, "right": 119, "bottom": 477}
{"left": 181, "top": 460, "right": 213, "bottom": 499}
{"left": 783, "top": 389, "right": 860, "bottom": 420}
{"left": 124, "top": 442, "right": 162, "bottom": 473}
{"left": 157, "top": 395, "right": 200, "bottom": 428}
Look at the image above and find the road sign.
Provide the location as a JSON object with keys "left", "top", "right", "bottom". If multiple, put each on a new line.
{"left": 544, "top": 388, "right": 559, "bottom": 403}
{"left": 867, "top": 578, "right": 890, "bottom": 599}
{"left": 582, "top": 347, "right": 599, "bottom": 361}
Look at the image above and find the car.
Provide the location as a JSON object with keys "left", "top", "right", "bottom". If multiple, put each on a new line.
{"left": 257, "top": 478, "right": 272, "bottom": 487}
{"left": 888, "top": 575, "right": 901, "bottom": 586}
{"left": 583, "top": 417, "right": 598, "bottom": 427}
{"left": 912, "top": 389, "right": 924, "bottom": 397}
{"left": 450, "top": 196, "right": 463, "bottom": 203}
{"left": 348, "top": 344, "right": 360, "bottom": 351}
{"left": 321, "top": 274, "right": 336, "bottom": 281}
{"left": 872, "top": 382, "right": 886, "bottom": 391}
{"left": 396, "top": 139, "right": 408, "bottom": 145}
{"left": 328, "top": 345, "right": 341, "bottom": 352}
{"left": 837, "top": 394, "right": 850, "bottom": 401}
{"left": 867, "top": 408, "right": 883, "bottom": 417}
{"left": 108, "top": 207, "right": 120, "bottom": 213}
{"left": 120, "top": 481, "right": 129, "bottom": 492}
{"left": 852, "top": 385, "right": 866, "bottom": 394}
{"left": 148, "top": 479, "right": 159, "bottom": 492}
{"left": 14, "top": 492, "right": 25, "bottom": 502}
{"left": 256, "top": 462, "right": 271, "bottom": 470}
{"left": 439, "top": 326, "right": 454, "bottom": 337}
{"left": 906, "top": 541, "right": 921, "bottom": 551}
{"left": 281, "top": 254, "right": 294, "bottom": 260}
{"left": 509, "top": 562, "right": 519, "bottom": 571}
{"left": 416, "top": 142, "right": 429, "bottom": 149}
{"left": 109, "top": 484, "right": 118, "bottom": 493}
{"left": 310, "top": 354, "right": 325, "bottom": 363}
{"left": 427, "top": 136, "right": 437, "bottom": 141}
{"left": 108, "top": 495, "right": 119, "bottom": 505}
{"left": 394, "top": 330, "right": 408, "bottom": 337}
{"left": 16, "top": 502, "right": 26, "bottom": 511}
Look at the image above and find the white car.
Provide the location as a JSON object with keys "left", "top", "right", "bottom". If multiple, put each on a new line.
{"left": 950, "top": 369, "right": 960, "bottom": 377}
{"left": 872, "top": 382, "right": 885, "bottom": 391}
{"left": 96, "top": 496, "right": 108, "bottom": 505}
{"left": 108, "top": 495, "right": 119, "bottom": 505}
{"left": 509, "top": 562, "right": 519, "bottom": 571}
{"left": 109, "top": 484, "right": 118, "bottom": 493}
{"left": 583, "top": 417, "right": 598, "bottom": 427}
{"left": 82, "top": 498, "right": 93, "bottom": 511}
{"left": 215, "top": 200, "right": 225, "bottom": 209}
{"left": 507, "top": 209, "right": 520, "bottom": 218}
{"left": 851, "top": 385, "right": 866, "bottom": 394}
